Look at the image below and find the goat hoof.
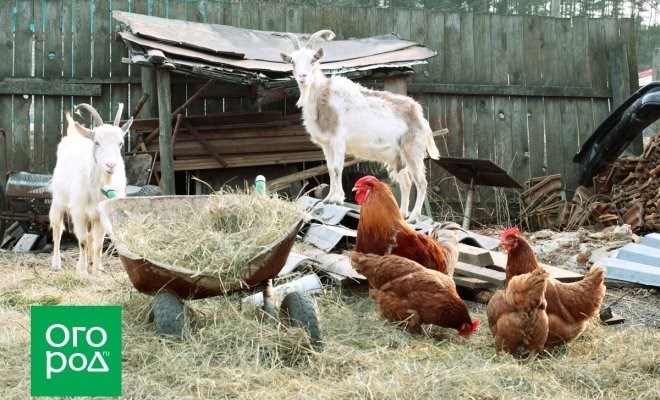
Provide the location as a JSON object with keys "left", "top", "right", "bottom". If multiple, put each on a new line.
{"left": 51, "top": 259, "right": 62, "bottom": 271}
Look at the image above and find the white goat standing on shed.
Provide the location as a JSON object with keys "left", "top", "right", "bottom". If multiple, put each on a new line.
{"left": 280, "top": 30, "right": 440, "bottom": 222}
{"left": 49, "top": 103, "right": 133, "bottom": 274}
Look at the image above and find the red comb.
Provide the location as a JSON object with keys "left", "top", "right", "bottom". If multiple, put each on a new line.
{"left": 471, "top": 319, "right": 480, "bottom": 332}
{"left": 354, "top": 175, "right": 379, "bottom": 185}
{"left": 500, "top": 226, "right": 520, "bottom": 240}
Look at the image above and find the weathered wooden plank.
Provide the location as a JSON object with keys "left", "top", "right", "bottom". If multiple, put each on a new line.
{"left": 260, "top": 2, "right": 285, "bottom": 32}
{"left": 0, "top": 1, "right": 12, "bottom": 181}
{"left": 453, "top": 276, "right": 494, "bottom": 290}
{"left": 12, "top": 0, "right": 33, "bottom": 172}
{"left": 426, "top": 11, "right": 445, "bottom": 83}
{"left": 393, "top": 8, "right": 411, "bottom": 45}
{"left": 472, "top": 12, "right": 494, "bottom": 200}
{"left": 92, "top": 0, "right": 111, "bottom": 123}
{"left": 284, "top": 4, "right": 304, "bottom": 33}
{"left": 523, "top": 15, "right": 542, "bottom": 86}
{"left": 507, "top": 15, "right": 526, "bottom": 184}
{"left": 588, "top": 18, "right": 608, "bottom": 93}
{"left": 111, "top": 0, "right": 131, "bottom": 120}
{"left": 410, "top": 9, "right": 429, "bottom": 80}
{"left": 444, "top": 13, "right": 461, "bottom": 86}
{"left": 0, "top": 80, "right": 101, "bottom": 96}
{"left": 454, "top": 261, "right": 505, "bottom": 286}
{"left": 408, "top": 83, "right": 611, "bottom": 98}
{"left": 458, "top": 243, "right": 494, "bottom": 267}
{"left": 71, "top": 0, "right": 92, "bottom": 110}
{"left": 41, "top": 1, "right": 65, "bottom": 173}
{"left": 340, "top": 5, "right": 360, "bottom": 40}
{"left": 560, "top": 98, "right": 580, "bottom": 192}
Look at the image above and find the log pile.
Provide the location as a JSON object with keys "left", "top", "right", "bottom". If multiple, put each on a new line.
{"left": 520, "top": 132, "right": 660, "bottom": 233}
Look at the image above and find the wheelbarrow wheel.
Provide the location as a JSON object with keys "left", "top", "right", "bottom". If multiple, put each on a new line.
{"left": 150, "top": 292, "right": 185, "bottom": 337}
{"left": 279, "top": 291, "right": 323, "bottom": 351}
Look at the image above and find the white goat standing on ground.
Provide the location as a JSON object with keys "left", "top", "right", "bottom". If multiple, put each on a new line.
{"left": 49, "top": 103, "right": 133, "bottom": 274}
{"left": 280, "top": 30, "right": 440, "bottom": 222}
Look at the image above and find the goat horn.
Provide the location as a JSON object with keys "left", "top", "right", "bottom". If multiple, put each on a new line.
{"left": 113, "top": 103, "right": 124, "bottom": 126}
{"left": 306, "top": 30, "right": 335, "bottom": 49}
{"left": 73, "top": 103, "right": 104, "bottom": 127}
{"left": 283, "top": 32, "right": 301, "bottom": 50}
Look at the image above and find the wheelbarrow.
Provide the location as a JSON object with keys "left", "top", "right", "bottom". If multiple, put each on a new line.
{"left": 98, "top": 195, "right": 323, "bottom": 349}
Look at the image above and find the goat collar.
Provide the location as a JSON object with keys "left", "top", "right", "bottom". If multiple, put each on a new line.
{"left": 101, "top": 186, "right": 117, "bottom": 199}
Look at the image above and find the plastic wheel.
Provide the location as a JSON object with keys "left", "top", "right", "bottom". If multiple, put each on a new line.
{"left": 150, "top": 292, "right": 185, "bottom": 337}
{"left": 279, "top": 291, "right": 323, "bottom": 351}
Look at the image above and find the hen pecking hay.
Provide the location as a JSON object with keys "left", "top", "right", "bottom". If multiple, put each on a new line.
{"left": 107, "top": 191, "right": 303, "bottom": 289}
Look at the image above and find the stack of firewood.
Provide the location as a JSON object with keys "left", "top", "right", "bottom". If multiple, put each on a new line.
{"left": 520, "top": 132, "right": 660, "bottom": 233}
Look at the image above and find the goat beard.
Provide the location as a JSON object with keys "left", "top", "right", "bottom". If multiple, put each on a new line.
{"left": 297, "top": 85, "right": 310, "bottom": 108}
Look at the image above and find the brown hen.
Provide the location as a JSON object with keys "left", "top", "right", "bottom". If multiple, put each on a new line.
{"left": 349, "top": 251, "right": 480, "bottom": 337}
{"left": 500, "top": 227, "right": 606, "bottom": 348}
{"left": 486, "top": 267, "right": 549, "bottom": 360}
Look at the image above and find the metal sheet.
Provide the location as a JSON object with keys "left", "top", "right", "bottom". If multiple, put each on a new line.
{"left": 113, "top": 11, "right": 436, "bottom": 64}
{"left": 433, "top": 157, "right": 522, "bottom": 189}
{"left": 113, "top": 11, "right": 436, "bottom": 81}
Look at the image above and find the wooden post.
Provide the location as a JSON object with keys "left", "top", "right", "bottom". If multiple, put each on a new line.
{"left": 140, "top": 67, "right": 158, "bottom": 118}
{"left": 157, "top": 68, "right": 175, "bottom": 195}
{"left": 383, "top": 76, "right": 408, "bottom": 95}
{"left": 462, "top": 178, "right": 475, "bottom": 230}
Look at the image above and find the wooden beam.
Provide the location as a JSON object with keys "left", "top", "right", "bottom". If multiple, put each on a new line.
{"left": 407, "top": 83, "right": 612, "bottom": 98}
{"left": 0, "top": 78, "right": 101, "bottom": 96}
{"left": 156, "top": 68, "right": 175, "bottom": 195}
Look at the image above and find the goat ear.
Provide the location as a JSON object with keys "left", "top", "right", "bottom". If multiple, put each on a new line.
{"left": 313, "top": 48, "right": 324, "bottom": 62}
{"left": 120, "top": 117, "right": 134, "bottom": 136}
{"left": 280, "top": 51, "right": 292, "bottom": 64}
{"left": 73, "top": 122, "right": 94, "bottom": 140}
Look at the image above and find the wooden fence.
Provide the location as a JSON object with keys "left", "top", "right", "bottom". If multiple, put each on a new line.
{"left": 0, "top": 1, "right": 640, "bottom": 214}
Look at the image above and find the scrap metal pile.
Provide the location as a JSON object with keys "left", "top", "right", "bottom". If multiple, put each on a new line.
{"left": 521, "top": 131, "right": 660, "bottom": 233}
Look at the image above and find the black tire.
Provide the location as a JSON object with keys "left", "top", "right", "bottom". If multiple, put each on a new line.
{"left": 279, "top": 291, "right": 323, "bottom": 351}
{"left": 151, "top": 292, "right": 185, "bottom": 337}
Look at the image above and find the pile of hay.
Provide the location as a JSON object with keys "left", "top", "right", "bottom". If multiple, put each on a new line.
{"left": 110, "top": 192, "right": 301, "bottom": 285}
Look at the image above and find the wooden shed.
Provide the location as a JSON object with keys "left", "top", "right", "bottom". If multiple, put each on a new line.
{"left": 112, "top": 11, "right": 437, "bottom": 195}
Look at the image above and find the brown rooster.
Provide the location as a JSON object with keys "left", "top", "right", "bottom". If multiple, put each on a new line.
{"left": 500, "top": 227, "right": 606, "bottom": 348}
{"left": 349, "top": 251, "right": 480, "bottom": 337}
{"left": 352, "top": 175, "right": 456, "bottom": 276}
{"left": 486, "top": 268, "right": 549, "bottom": 360}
